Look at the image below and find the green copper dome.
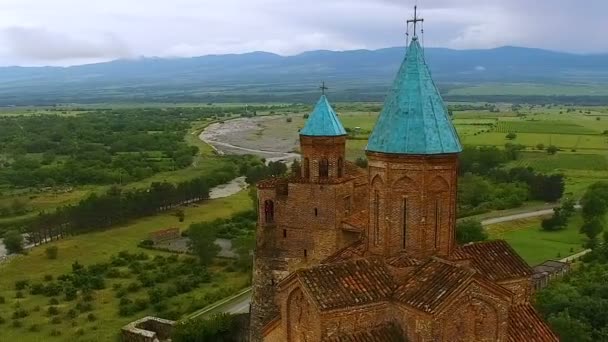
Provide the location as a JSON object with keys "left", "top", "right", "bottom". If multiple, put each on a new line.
{"left": 367, "top": 37, "right": 462, "bottom": 155}
{"left": 300, "top": 95, "right": 347, "bottom": 137}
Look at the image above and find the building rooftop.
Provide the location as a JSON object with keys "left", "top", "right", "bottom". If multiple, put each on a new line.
{"left": 454, "top": 240, "right": 533, "bottom": 281}
{"left": 367, "top": 37, "right": 462, "bottom": 155}
{"left": 508, "top": 304, "right": 559, "bottom": 342}
{"left": 300, "top": 95, "right": 347, "bottom": 137}
{"left": 394, "top": 259, "right": 474, "bottom": 314}
{"left": 323, "top": 322, "right": 405, "bottom": 342}
{"left": 297, "top": 258, "right": 394, "bottom": 311}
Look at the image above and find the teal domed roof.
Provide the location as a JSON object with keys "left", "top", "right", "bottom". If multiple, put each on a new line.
{"left": 367, "top": 37, "right": 462, "bottom": 155}
{"left": 300, "top": 95, "right": 346, "bottom": 137}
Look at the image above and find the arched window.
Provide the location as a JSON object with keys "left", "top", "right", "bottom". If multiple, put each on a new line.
{"left": 303, "top": 158, "right": 310, "bottom": 179}
{"left": 319, "top": 158, "right": 329, "bottom": 178}
{"left": 264, "top": 200, "right": 275, "bottom": 224}
{"left": 337, "top": 158, "right": 344, "bottom": 178}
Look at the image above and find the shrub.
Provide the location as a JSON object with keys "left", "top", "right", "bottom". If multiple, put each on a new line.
{"left": 75, "top": 328, "right": 85, "bottom": 336}
{"left": 45, "top": 246, "right": 59, "bottom": 259}
{"left": 14, "top": 280, "right": 29, "bottom": 291}
{"left": 119, "top": 298, "right": 133, "bottom": 306}
{"left": 0, "top": 315, "right": 5, "bottom": 325}
{"left": 15, "top": 291, "right": 24, "bottom": 299}
{"left": 87, "top": 313, "right": 97, "bottom": 322}
{"left": 50, "top": 316, "right": 62, "bottom": 325}
{"left": 12, "top": 319, "right": 23, "bottom": 328}
{"left": 28, "top": 324, "right": 41, "bottom": 332}
{"left": 33, "top": 305, "right": 41, "bottom": 312}
{"left": 48, "top": 306, "right": 60, "bottom": 316}
{"left": 355, "top": 157, "right": 368, "bottom": 168}
{"left": 50, "top": 329, "right": 62, "bottom": 336}
{"left": 12, "top": 308, "right": 28, "bottom": 319}
{"left": 66, "top": 309, "right": 78, "bottom": 319}
{"left": 49, "top": 298, "right": 60, "bottom": 305}
{"left": 43, "top": 274, "right": 54, "bottom": 282}
{"left": 64, "top": 286, "right": 77, "bottom": 301}
{"left": 126, "top": 282, "right": 141, "bottom": 292}
{"left": 134, "top": 298, "right": 149, "bottom": 311}
{"left": 83, "top": 293, "right": 94, "bottom": 302}
{"left": 76, "top": 301, "right": 93, "bottom": 313}
{"left": 0, "top": 296, "right": 5, "bottom": 304}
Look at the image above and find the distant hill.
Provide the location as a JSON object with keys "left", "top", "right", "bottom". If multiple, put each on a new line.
{"left": 1, "top": 46, "right": 608, "bottom": 105}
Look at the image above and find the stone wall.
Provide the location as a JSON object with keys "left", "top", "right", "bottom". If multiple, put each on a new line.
{"left": 121, "top": 316, "right": 175, "bottom": 342}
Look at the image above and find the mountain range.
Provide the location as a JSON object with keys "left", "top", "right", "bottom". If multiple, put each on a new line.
{"left": 1, "top": 46, "right": 607, "bottom": 105}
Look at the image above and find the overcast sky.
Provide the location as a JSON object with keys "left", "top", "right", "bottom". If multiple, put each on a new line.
{"left": 0, "top": 0, "right": 605, "bottom": 67}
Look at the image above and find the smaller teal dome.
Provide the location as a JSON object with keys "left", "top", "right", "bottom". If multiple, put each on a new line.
{"left": 300, "top": 95, "right": 347, "bottom": 137}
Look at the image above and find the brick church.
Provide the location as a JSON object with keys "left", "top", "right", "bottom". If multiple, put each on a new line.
{"left": 249, "top": 13, "right": 559, "bottom": 342}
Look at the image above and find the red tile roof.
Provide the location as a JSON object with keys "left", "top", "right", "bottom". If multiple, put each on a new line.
{"left": 386, "top": 253, "right": 422, "bottom": 268}
{"left": 342, "top": 211, "right": 368, "bottom": 233}
{"left": 456, "top": 240, "right": 533, "bottom": 281}
{"left": 322, "top": 239, "right": 367, "bottom": 264}
{"left": 507, "top": 304, "right": 558, "bottom": 342}
{"left": 323, "top": 323, "right": 405, "bottom": 342}
{"left": 394, "top": 259, "right": 474, "bottom": 313}
{"left": 298, "top": 258, "right": 395, "bottom": 311}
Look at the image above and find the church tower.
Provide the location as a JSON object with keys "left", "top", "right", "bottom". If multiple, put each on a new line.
{"left": 299, "top": 92, "right": 348, "bottom": 183}
{"left": 365, "top": 35, "right": 462, "bottom": 259}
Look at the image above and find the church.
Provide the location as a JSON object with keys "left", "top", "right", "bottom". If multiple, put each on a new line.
{"left": 249, "top": 10, "right": 559, "bottom": 342}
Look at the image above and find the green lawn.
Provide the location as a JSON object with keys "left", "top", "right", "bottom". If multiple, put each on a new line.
{"left": 487, "top": 214, "right": 586, "bottom": 266}
{"left": 0, "top": 190, "right": 252, "bottom": 342}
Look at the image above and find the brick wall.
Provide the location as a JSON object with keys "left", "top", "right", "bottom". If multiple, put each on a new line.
{"left": 366, "top": 152, "right": 459, "bottom": 259}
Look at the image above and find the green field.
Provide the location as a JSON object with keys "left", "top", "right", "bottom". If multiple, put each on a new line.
{"left": 487, "top": 215, "right": 586, "bottom": 266}
{"left": 447, "top": 83, "right": 608, "bottom": 96}
{"left": 0, "top": 191, "right": 252, "bottom": 342}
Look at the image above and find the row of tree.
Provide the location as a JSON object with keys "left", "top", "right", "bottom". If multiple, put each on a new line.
{"left": 20, "top": 157, "right": 264, "bottom": 245}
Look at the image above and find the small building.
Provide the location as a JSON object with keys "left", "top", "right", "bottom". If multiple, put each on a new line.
{"left": 532, "top": 260, "right": 570, "bottom": 290}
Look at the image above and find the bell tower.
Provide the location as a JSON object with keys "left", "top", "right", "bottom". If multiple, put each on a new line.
{"left": 299, "top": 84, "right": 347, "bottom": 183}
{"left": 365, "top": 32, "right": 462, "bottom": 259}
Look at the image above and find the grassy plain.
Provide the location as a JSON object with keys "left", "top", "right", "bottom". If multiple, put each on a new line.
{"left": 487, "top": 214, "right": 586, "bottom": 266}
{"left": 0, "top": 190, "right": 253, "bottom": 342}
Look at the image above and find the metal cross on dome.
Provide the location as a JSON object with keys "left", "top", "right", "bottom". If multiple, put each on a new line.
{"left": 319, "top": 82, "right": 329, "bottom": 95}
{"left": 407, "top": 5, "right": 424, "bottom": 37}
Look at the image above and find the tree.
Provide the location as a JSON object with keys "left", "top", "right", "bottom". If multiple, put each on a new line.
{"left": 3, "top": 231, "right": 23, "bottom": 254}
{"left": 188, "top": 223, "right": 220, "bottom": 266}
{"left": 542, "top": 199, "right": 576, "bottom": 231}
{"left": 290, "top": 159, "right": 301, "bottom": 177}
{"left": 172, "top": 313, "right": 240, "bottom": 342}
{"left": 456, "top": 220, "right": 487, "bottom": 244}
{"left": 505, "top": 132, "right": 517, "bottom": 140}
{"left": 175, "top": 209, "right": 185, "bottom": 223}
{"left": 536, "top": 143, "right": 545, "bottom": 150}
{"left": 45, "top": 246, "right": 59, "bottom": 259}
{"left": 548, "top": 311, "right": 594, "bottom": 342}
{"left": 581, "top": 218, "right": 604, "bottom": 241}
{"left": 547, "top": 145, "right": 559, "bottom": 155}
{"left": 355, "top": 157, "right": 368, "bottom": 168}
{"left": 233, "top": 234, "right": 255, "bottom": 271}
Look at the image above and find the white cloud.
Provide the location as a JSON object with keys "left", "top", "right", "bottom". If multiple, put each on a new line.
{"left": 0, "top": 0, "right": 605, "bottom": 66}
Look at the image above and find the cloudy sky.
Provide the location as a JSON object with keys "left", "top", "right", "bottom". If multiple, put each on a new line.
{"left": 0, "top": 0, "right": 605, "bottom": 66}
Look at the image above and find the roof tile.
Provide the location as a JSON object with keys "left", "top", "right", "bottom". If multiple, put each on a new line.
{"left": 457, "top": 240, "right": 533, "bottom": 281}
{"left": 298, "top": 258, "right": 395, "bottom": 311}
{"left": 507, "top": 304, "right": 558, "bottom": 342}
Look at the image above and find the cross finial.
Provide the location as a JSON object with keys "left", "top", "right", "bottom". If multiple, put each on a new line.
{"left": 319, "top": 81, "right": 328, "bottom": 95}
{"left": 406, "top": 5, "right": 424, "bottom": 38}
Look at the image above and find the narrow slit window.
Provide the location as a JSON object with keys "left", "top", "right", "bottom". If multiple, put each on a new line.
{"left": 283, "top": 229, "right": 287, "bottom": 238}
{"left": 374, "top": 190, "right": 380, "bottom": 246}
{"left": 314, "top": 208, "right": 318, "bottom": 216}
{"left": 435, "top": 199, "right": 440, "bottom": 249}
{"left": 319, "top": 158, "right": 329, "bottom": 178}
{"left": 304, "top": 249, "right": 307, "bottom": 257}
{"left": 402, "top": 198, "right": 408, "bottom": 250}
